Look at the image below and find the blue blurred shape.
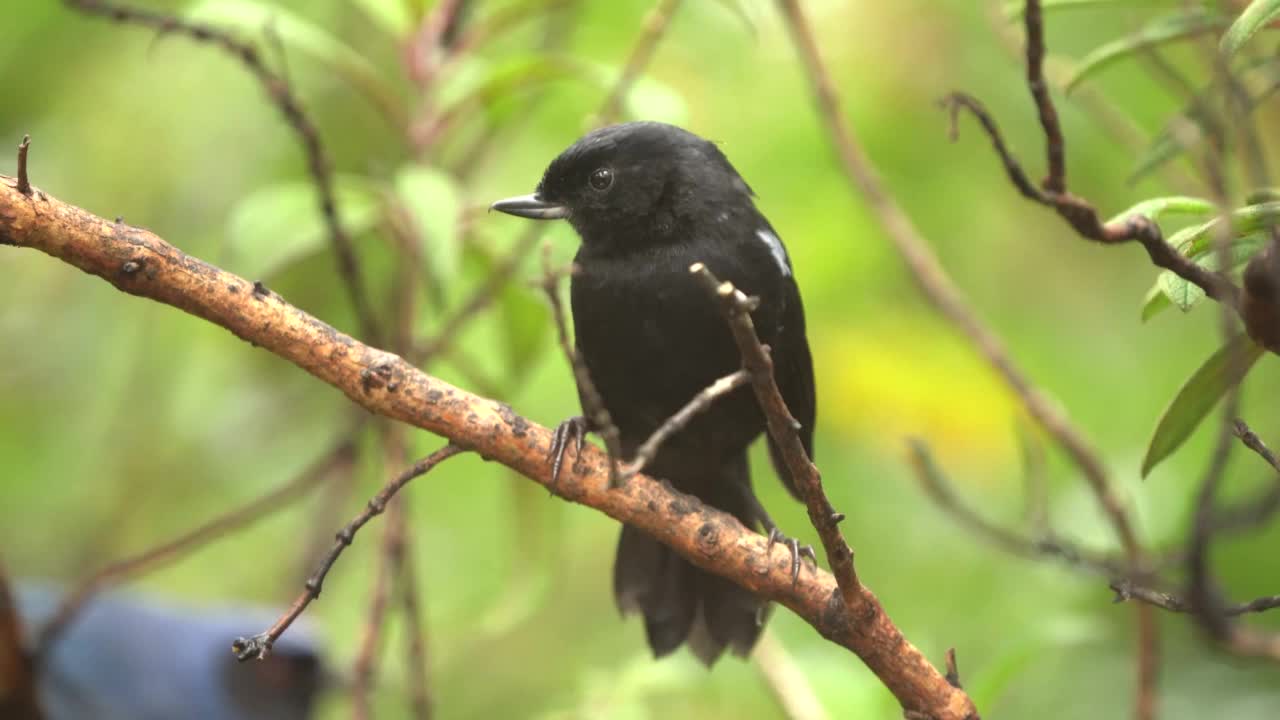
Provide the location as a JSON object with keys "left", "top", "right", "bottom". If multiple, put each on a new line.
{"left": 16, "top": 583, "right": 327, "bottom": 720}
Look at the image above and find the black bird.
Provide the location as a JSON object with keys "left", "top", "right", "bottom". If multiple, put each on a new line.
{"left": 492, "top": 121, "right": 816, "bottom": 666}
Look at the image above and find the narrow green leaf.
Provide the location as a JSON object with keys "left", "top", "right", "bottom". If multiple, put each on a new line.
{"left": 1180, "top": 202, "right": 1280, "bottom": 257}
{"left": 394, "top": 165, "right": 461, "bottom": 291}
{"left": 226, "top": 176, "right": 381, "bottom": 278}
{"left": 1107, "top": 196, "right": 1216, "bottom": 225}
{"left": 1246, "top": 188, "right": 1280, "bottom": 204}
{"left": 187, "top": 0, "right": 407, "bottom": 128}
{"left": 1158, "top": 233, "right": 1269, "bottom": 312}
{"left": 1065, "top": 10, "right": 1229, "bottom": 93}
{"left": 1220, "top": 0, "right": 1280, "bottom": 56}
{"left": 1141, "top": 335, "right": 1265, "bottom": 477}
{"left": 1141, "top": 282, "right": 1173, "bottom": 322}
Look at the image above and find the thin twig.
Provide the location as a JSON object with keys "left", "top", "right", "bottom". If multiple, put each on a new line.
{"left": 690, "top": 263, "right": 859, "bottom": 605}
{"left": 65, "top": 0, "right": 383, "bottom": 342}
{"left": 591, "top": 0, "right": 683, "bottom": 126}
{"left": 940, "top": 92, "right": 1241, "bottom": 310}
{"left": 351, "top": 497, "right": 407, "bottom": 720}
{"left": 540, "top": 246, "right": 623, "bottom": 486}
{"left": 908, "top": 439, "right": 1129, "bottom": 577}
{"left": 1233, "top": 418, "right": 1280, "bottom": 472}
{"left": 620, "top": 369, "right": 751, "bottom": 481}
{"left": 233, "top": 443, "right": 464, "bottom": 660}
{"left": 1112, "top": 579, "right": 1280, "bottom": 616}
{"left": 15, "top": 135, "right": 30, "bottom": 196}
{"left": 0, "top": 562, "right": 44, "bottom": 719}
{"left": 398, "top": 523, "right": 433, "bottom": 720}
{"left": 35, "top": 434, "right": 358, "bottom": 659}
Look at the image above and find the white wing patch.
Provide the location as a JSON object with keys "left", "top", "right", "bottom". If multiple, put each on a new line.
{"left": 756, "top": 228, "right": 791, "bottom": 276}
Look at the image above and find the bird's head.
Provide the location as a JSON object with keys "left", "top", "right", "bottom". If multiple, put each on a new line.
{"left": 491, "top": 121, "right": 755, "bottom": 254}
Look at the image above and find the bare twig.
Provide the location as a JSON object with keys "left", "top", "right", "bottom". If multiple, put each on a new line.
{"left": 233, "top": 443, "right": 464, "bottom": 660}
{"left": 35, "top": 433, "right": 358, "bottom": 659}
{"left": 1111, "top": 579, "right": 1280, "bottom": 616}
{"left": 908, "top": 439, "right": 1129, "bottom": 577}
{"left": 65, "top": 0, "right": 383, "bottom": 342}
{"left": 690, "top": 263, "right": 859, "bottom": 604}
{"left": 940, "top": 92, "right": 1241, "bottom": 311}
{"left": 14, "top": 135, "right": 30, "bottom": 196}
{"left": 351, "top": 497, "right": 406, "bottom": 720}
{"left": 1233, "top": 418, "right": 1280, "bottom": 472}
{"left": 620, "top": 369, "right": 751, "bottom": 481}
{"left": 0, "top": 179, "right": 977, "bottom": 718}
{"left": 591, "top": 0, "right": 683, "bottom": 126}
{"left": 398, "top": 524, "right": 433, "bottom": 720}
{"left": 944, "top": 648, "right": 962, "bottom": 689}
{"left": 540, "top": 247, "right": 623, "bottom": 486}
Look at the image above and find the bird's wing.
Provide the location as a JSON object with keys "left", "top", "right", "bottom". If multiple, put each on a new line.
{"left": 765, "top": 274, "right": 816, "bottom": 501}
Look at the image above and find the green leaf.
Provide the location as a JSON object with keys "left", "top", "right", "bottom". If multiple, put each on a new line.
{"left": 226, "top": 175, "right": 381, "bottom": 278}
{"left": 1246, "top": 187, "right": 1280, "bottom": 205}
{"left": 1065, "top": 10, "right": 1229, "bottom": 93}
{"left": 1141, "top": 282, "right": 1173, "bottom": 322}
{"left": 394, "top": 165, "right": 462, "bottom": 292}
{"left": 186, "top": 0, "right": 407, "bottom": 128}
{"left": 1107, "top": 195, "right": 1216, "bottom": 225}
{"left": 1158, "top": 233, "right": 1269, "bottom": 311}
{"left": 1178, "top": 202, "right": 1280, "bottom": 257}
{"left": 1220, "top": 0, "right": 1280, "bottom": 56}
{"left": 1141, "top": 335, "right": 1265, "bottom": 477}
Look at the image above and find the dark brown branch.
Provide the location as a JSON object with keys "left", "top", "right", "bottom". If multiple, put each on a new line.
{"left": 34, "top": 432, "right": 358, "bottom": 659}
{"left": 65, "top": 0, "right": 383, "bottom": 342}
{"left": 14, "top": 136, "right": 30, "bottom": 196}
{"left": 540, "top": 250, "right": 623, "bottom": 486}
{"left": 940, "top": 91, "right": 1241, "bottom": 311}
{"left": 1111, "top": 579, "right": 1280, "bottom": 617}
{"left": 944, "top": 648, "right": 961, "bottom": 689}
{"left": 620, "top": 369, "right": 751, "bottom": 481}
{"left": 690, "top": 263, "right": 859, "bottom": 604}
{"left": 0, "top": 563, "right": 43, "bottom": 720}
{"left": 0, "top": 177, "right": 975, "bottom": 718}
{"left": 234, "top": 443, "right": 464, "bottom": 660}
{"left": 1023, "top": 0, "right": 1064, "bottom": 193}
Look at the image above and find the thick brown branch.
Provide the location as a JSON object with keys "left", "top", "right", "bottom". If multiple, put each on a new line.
{"left": 0, "top": 176, "right": 975, "bottom": 719}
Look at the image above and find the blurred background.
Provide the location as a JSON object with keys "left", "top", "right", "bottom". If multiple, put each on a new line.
{"left": 2, "top": 0, "right": 1279, "bottom": 718}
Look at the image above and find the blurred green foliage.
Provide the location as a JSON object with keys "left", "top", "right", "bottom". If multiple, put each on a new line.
{"left": 2, "top": 1, "right": 1279, "bottom": 718}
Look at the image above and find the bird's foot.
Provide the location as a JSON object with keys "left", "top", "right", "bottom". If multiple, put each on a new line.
{"left": 766, "top": 528, "right": 818, "bottom": 586}
{"left": 547, "top": 415, "right": 589, "bottom": 492}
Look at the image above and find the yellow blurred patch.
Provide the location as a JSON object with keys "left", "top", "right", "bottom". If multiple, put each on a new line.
{"left": 816, "top": 316, "right": 1021, "bottom": 479}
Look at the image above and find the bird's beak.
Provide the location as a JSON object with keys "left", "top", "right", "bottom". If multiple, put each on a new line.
{"left": 489, "top": 193, "right": 570, "bottom": 220}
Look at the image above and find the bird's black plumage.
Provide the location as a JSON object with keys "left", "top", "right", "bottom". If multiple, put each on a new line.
{"left": 492, "top": 121, "right": 816, "bottom": 666}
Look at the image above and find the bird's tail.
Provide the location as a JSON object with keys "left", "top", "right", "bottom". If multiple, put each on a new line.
{"left": 612, "top": 454, "right": 768, "bottom": 666}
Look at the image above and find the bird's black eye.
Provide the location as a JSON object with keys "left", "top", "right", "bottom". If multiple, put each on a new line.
{"left": 588, "top": 167, "right": 613, "bottom": 191}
